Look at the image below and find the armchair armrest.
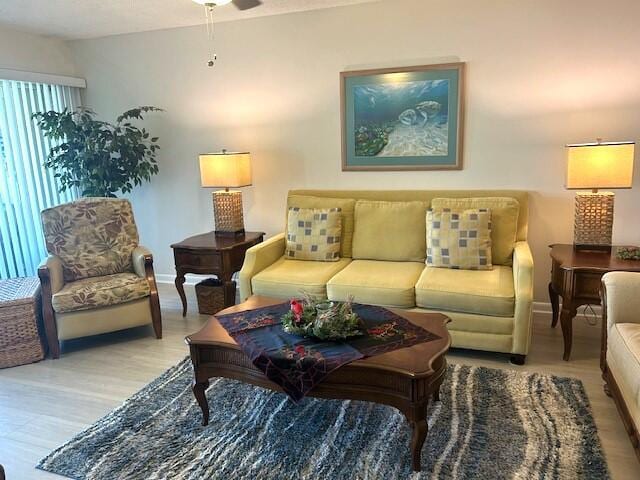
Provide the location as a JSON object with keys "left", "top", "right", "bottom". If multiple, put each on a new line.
{"left": 602, "top": 272, "right": 640, "bottom": 331}
{"left": 239, "top": 233, "right": 286, "bottom": 301}
{"left": 37, "top": 255, "right": 65, "bottom": 359}
{"left": 511, "top": 241, "right": 534, "bottom": 355}
{"left": 132, "top": 245, "right": 154, "bottom": 278}
{"left": 38, "top": 255, "right": 64, "bottom": 295}
{"left": 132, "top": 245, "right": 162, "bottom": 339}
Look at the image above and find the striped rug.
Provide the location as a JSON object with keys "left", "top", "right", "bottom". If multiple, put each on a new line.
{"left": 38, "top": 358, "right": 609, "bottom": 479}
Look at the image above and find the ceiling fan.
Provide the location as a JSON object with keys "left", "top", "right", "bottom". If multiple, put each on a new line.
{"left": 191, "top": 0, "right": 262, "bottom": 10}
{"left": 192, "top": 0, "right": 263, "bottom": 66}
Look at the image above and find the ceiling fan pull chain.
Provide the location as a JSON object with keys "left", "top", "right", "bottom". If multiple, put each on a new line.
{"left": 205, "top": 4, "right": 217, "bottom": 67}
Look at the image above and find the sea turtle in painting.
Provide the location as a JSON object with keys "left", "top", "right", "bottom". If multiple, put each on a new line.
{"left": 415, "top": 101, "right": 441, "bottom": 125}
{"left": 398, "top": 101, "right": 441, "bottom": 126}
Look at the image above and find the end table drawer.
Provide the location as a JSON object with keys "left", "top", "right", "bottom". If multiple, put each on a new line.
{"left": 574, "top": 272, "right": 603, "bottom": 300}
{"left": 175, "top": 251, "right": 221, "bottom": 271}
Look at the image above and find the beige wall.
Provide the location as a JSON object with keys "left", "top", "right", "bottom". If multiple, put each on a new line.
{"left": 69, "top": 0, "right": 640, "bottom": 302}
{"left": 0, "top": 25, "right": 76, "bottom": 75}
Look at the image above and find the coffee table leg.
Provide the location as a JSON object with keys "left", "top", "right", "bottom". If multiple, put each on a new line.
{"left": 193, "top": 380, "right": 210, "bottom": 426}
{"left": 410, "top": 418, "right": 428, "bottom": 471}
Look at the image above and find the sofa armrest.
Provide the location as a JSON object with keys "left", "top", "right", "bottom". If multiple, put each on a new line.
{"left": 511, "top": 241, "right": 534, "bottom": 355}
{"left": 602, "top": 272, "right": 640, "bottom": 331}
{"left": 239, "top": 233, "right": 286, "bottom": 301}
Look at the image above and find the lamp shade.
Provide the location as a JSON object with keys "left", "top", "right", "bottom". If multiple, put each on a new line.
{"left": 199, "top": 151, "right": 252, "bottom": 188}
{"left": 565, "top": 142, "right": 635, "bottom": 190}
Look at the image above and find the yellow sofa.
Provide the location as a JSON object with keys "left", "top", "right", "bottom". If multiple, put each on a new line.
{"left": 239, "top": 190, "right": 534, "bottom": 363}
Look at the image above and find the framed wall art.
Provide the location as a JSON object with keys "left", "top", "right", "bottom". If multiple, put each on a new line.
{"left": 341, "top": 62, "right": 465, "bottom": 171}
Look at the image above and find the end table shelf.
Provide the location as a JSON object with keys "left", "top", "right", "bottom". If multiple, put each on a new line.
{"left": 170, "top": 231, "right": 264, "bottom": 316}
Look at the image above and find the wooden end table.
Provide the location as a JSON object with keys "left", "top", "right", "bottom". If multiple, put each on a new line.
{"left": 186, "top": 296, "right": 451, "bottom": 472}
{"left": 548, "top": 244, "right": 640, "bottom": 361}
{"left": 170, "top": 231, "right": 264, "bottom": 316}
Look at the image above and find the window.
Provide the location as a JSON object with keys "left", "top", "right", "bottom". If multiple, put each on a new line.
{"left": 0, "top": 80, "right": 81, "bottom": 279}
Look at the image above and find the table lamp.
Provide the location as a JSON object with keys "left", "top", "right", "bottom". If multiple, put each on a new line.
{"left": 565, "top": 140, "right": 635, "bottom": 251}
{"left": 199, "top": 150, "right": 252, "bottom": 235}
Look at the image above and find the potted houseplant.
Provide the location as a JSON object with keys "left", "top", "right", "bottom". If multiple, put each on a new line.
{"left": 33, "top": 106, "right": 162, "bottom": 197}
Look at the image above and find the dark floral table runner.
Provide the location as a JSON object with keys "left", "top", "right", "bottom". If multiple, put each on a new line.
{"left": 215, "top": 302, "right": 441, "bottom": 402}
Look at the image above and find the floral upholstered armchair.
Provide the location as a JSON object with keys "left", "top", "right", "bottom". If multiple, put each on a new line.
{"left": 38, "top": 197, "right": 162, "bottom": 358}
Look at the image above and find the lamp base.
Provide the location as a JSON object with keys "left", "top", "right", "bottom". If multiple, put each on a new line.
{"left": 212, "top": 190, "right": 245, "bottom": 234}
{"left": 573, "top": 191, "right": 614, "bottom": 249}
{"left": 573, "top": 244, "right": 612, "bottom": 253}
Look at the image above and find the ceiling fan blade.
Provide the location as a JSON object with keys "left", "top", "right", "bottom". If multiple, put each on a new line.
{"left": 232, "top": 0, "right": 262, "bottom": 10}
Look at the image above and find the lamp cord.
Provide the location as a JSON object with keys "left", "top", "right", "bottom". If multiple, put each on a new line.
{"left": 582, "top": 303, "right": 599, "bottom": 327}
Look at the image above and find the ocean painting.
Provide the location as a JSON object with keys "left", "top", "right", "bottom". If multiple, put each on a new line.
{"left": 341, "top": 63, "right": 464, "bottom": 171}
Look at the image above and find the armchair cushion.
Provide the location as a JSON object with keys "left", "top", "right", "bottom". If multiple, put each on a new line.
{"left": 52, "top": 272, "right": 150, "bottom": 313}
{"left": 41, "top": 197, "right": 139, "bottom": 282}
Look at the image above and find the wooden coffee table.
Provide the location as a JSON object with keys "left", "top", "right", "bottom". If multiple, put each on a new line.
{"left": 186, "top": 296, "right": 451, "bottom": 472}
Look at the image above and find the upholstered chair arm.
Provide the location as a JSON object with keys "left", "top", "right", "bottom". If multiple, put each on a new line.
{"left": 132, "top": 245, "right": 154, "bottom": 278}
{"left": 38, "top": 255, "right": 65, "bottom": 295}
{"left": 511, "top": 241, "right": 534, "bottom": 355}
{"left": 239, "top": 233, "right": 286, "bottom": 301}
{"left": 602, "top": 272, "right": 640, "bottom": 331}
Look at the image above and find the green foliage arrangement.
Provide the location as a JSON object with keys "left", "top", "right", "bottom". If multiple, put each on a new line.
{"left": 616, "top": 246, "right": 640, "bottom": 261}
{"left": 33, "top": 106, "right": 162, "bottom": 197}
{"left": 282, "top": 293, "right": 363, "bottom": 341}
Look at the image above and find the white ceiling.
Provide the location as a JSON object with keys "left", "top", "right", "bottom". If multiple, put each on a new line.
{"left": 0, "top": 0, "right": 381, "bottom": 40}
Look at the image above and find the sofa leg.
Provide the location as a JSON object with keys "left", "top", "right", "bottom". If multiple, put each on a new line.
{"left": 510, "top": 354, "right": 526, "bottom": 365}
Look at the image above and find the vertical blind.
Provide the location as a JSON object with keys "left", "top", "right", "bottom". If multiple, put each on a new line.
{"left": 0, "top": 80, "right": 82, "bottom": 279}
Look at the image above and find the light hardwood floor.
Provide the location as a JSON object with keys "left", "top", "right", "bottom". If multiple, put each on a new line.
{"left": 0, "top": 283, "right": 638, "bottom": 479}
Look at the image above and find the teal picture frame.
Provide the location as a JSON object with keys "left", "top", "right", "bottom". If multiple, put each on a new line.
{"left": 341, "top": 63, "right": 465, "bottom": 171}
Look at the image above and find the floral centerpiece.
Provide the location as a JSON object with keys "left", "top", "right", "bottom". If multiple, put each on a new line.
{"left": 281, "top": 293, "right": 363, "bottom": 341}
{"left": 617, "top": 246, "right": 640, "bottom": 261}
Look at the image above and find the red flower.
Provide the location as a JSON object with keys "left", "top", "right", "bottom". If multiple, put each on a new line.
{"left": 294, "top": 345, "right": 306, "bottom": 356}
{"left": 290, "top": 300, "right": 303, "bottom": 323}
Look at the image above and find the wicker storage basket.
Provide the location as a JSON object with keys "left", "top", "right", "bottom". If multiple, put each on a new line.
{"left": 195, "top": 278, "right": 227, "bottom": 315}
{"left": 0, "top": 277, "right": 44, "bottom": 368}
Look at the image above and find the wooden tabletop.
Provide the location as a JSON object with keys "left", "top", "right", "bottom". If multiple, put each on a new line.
{"left": 550, "top": 244, "right": 640, "bottom": 272}
{"left": 186, "top": 295, "right": 451, "bottom": 378}
{"left": 170, "top": 231, "right": 265, "bottom": 251}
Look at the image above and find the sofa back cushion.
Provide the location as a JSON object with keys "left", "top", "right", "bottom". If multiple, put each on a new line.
{"left": 352, "top": 200, "right": 428, "bottom": 262}
{"left": 41, "top": 197, "right": 139, "bottom": 282}
{"left": 289, "top": 190, "right": 529, "bottom": 241}
{"left": 285, "top": 207, "right": 342, "bottom": 261}
{"left": 287, "top": 195, "right": 355, "bottom": 257}
{"left": 430, "top": 197, "right": 519, "bottom": 265}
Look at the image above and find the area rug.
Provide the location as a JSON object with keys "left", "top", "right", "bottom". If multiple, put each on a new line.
{"left": 37, "top": 358, "right": 610, "bottom": 479}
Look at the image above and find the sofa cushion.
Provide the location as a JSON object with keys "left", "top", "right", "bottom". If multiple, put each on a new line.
{"left": 352, "top": 200, "right": 428, "bottom": 262}
{"left": 52, "top": 272, "right": 150, "bottom": 314}
{"left": 415, "top": 266, "right": 515, "bottom": 316}
{"left": 431, "top": 197, "right": 519, "bottom": 266}
{"left": 426, "top": 208, "right": 493, "bottom": 270}
{"left": 41, "top": 197, "right": 139, "bottom": 282}
{"left": 327, "top": 260, "right": 424, "bottom": 308}
{"left": 287, "top": 195, "right": 356, "bottom": 257}
{"left": 608, "top": 323, "right": 640, "bottom": 405}
{"left": 285, "top": 208, "right": 342, "bottom": 261}
{"left": 252, "top": 257, "right": 351, "bottom": 299}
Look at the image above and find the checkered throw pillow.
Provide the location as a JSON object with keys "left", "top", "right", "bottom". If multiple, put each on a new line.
{"left": 286, "top": 208, "right": 342, "bottom": 261}
{"left": 426, "top": 208, "right": 493, "bottom": 270}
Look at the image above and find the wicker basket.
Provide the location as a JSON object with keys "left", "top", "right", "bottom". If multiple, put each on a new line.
{"left": 195, "top": 278, "right": 227, "bottom": 315}
{"left": 0, "top": 277, "right": 44, "bottom": 368}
